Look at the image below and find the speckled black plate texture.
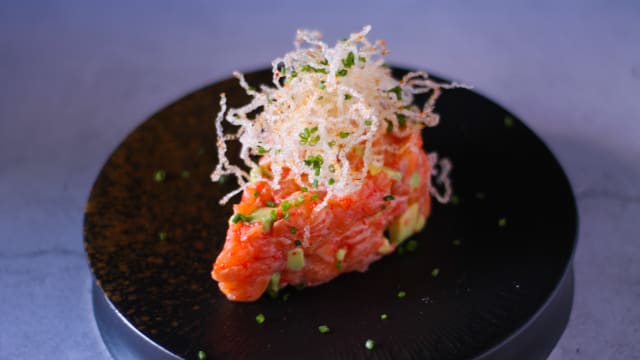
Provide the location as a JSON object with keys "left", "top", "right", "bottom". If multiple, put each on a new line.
{"left": 84, "top": 68, "right": 578, "bottom": 360}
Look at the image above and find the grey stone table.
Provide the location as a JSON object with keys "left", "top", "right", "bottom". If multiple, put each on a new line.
{"left": 1, "top": 1, "right": 638, "bottom": 359}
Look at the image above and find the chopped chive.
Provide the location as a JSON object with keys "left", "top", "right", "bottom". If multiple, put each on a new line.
{"left": 344, "top": 93, "right": 352, "bottom": 100}
{"left": 198, "top": 350, "right": 207, "bottom": 360}
{"left": 336, "top": 260, "right": 343, "bottom": 270}
{"left": 313, "top": 179, "right": 319, "bottom": 188}
{"left": 504, "top": 116, "right": 514, "bottom": 128}
{"left": 385, "top": 119, "right": 394, "bottom": 133}
{"left": 358, "top": 56, "right": 366, "bottom": 63}
{"left": 499, "top": 217, "right": 507, "bottom": 227}
{"left": 328, "top": 178, "right": 335, "bottom": 185}
{"left": 319, "top": 81, "right": 326, "bottom": 90}
{"left": 403, "top": 104, "right": 412, "bottom": 110}
{"left": 297, "top": 196, "right": 305, "bottom": 204}
{"left": 342, "top": 51, "right": 355, "bottom": 68}
{"left": 247, "top": 85, "right": 256, "bottom": 91}
{"left": 255, "top": 313, "right": 265, "bottom": 324}
{"left": 395, "top": 112, "right": 407, "bottom": 128}
{"left": 180, "top": 170, "right": 191, "bottom": 179}
{"left": 339, "top": 131, "right": 350, "bottom": 138}
{"left": 257, "top": 145, "right": 269, "bottom": 154}
{"left": 328, "top": 140, "right": 336, "bottom": 147}
{"left": 290, "top": 70, "right": 298, "bottom": 79}
{"left": 281, "top": 201, "right": 292, "bottom": 212}
{"left": 388, "top": 86, "right": 402, "bottom": 100}
{"left": 380, "top": 314, "right": 388, "bottom": 320}
{"left": 311, "top": 193, "right": 319, "bottom": 200}
{"left": 300, "top": 64, "right": 328, "bottom": 74}
{"left": 365, "top": 339, "right": 375, "bottom": 350}
{"left": 269, "top": 210, "right": 278, "bottom": 221}
{"left": 158, "top": 232, "right": 167, "bottom": 241}
{"left": 319, "top": 58, "right": 329, "bottom": 65}
{"left": 290, "top": 226, "right": 297, "bottom": 234}
{"left": 397, "top": 291, "right": 406, "bottom": 299}
{"left": 266, "top": 201, "right": 276, "bottom": 207}
{"left": 406, "top": 239, "right": 418, "bottom": 252}
{"left": 381, "top": 62, "right": 390, "bottom": 68}
{"left": 284, "top": 212, "right": 290, "bottom": 220}
{"left": 336, "top": 69, "right": 348, "bottom": 77}
{"left": 301, "top": 187, "right": 308, "bottom": 192}
{"left": 231, "top": 213, "right": 250, "bottom": 223}
{"left": 154, "top": 170, "right": 166, "bottom": 182}
{"left": 318, "top": 325, "right": 330, "bottom": 334}
{"left": 452, "top": 239, "right": 462, "bottom": 246}
{"left": 328, "top": 164, "right": 336, "bottom": 172}
{"left": 253, "top": 191, "right": 260, "bottom": 198}
{"left": 294, "top": 239, "right": 302, "bottom": 247}
{"left": 217, "top": 174, "right": 229, "bottom": 184}
{"left": 364, "top": 119, "right": 372, "bottom": 126}
{"left": 383, "top": 195, "right": 394, "bottom": 201}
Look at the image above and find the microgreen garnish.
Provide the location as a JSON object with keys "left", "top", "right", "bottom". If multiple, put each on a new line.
{"left": 266, "top": 201, "right": 276, "bottom": 207}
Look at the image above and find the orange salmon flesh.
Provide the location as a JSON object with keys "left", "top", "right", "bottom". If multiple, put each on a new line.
{"left": 212, "top": 132, "right": 431, "bottom": 301}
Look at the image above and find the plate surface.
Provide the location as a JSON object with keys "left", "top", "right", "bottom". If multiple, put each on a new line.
{"left": 84, "top": 68, "right": 577, "bottom": 360}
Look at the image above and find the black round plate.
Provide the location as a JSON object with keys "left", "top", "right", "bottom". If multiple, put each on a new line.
{"left": 84, "top": 68, "right": 577, "bottom": 360}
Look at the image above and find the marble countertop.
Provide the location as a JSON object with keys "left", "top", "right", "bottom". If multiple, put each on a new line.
{"left": 1, "top": 1, "right": 638, "bottom": 359}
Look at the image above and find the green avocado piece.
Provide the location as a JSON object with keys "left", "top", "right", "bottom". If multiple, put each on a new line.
{"left": 409, "top": 172, "right": 420, "bottom": 189}
{"left": 388, "top": 203, "right": 419, "bottom": 244}
{"left": 383, "top": 167, "right": 402, "bottom": 181}
{"left": 287, "top": 248, "right": 305, "bottom": 270}
{"left": 267, "top": 272, "right": 280, "bottom": 298}
{"left": 249, "top": 207, "right": 276, "bottom": 232}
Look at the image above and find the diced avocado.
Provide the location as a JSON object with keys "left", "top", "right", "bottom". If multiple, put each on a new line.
{"left": 388, "top": 203, "right": 419, "bottom": 244}
{"left": 267, "top": 272, "right": 280, "bottom": 298}
{"left": 409, "top": 172, "right": 421, "bottom": 189}
{"left": 368, "top": 163, "right": 383, "bottom": 175}
{"left": 249, "top": 166, "right": 272, "bottom": 181}
{"left": 383, "top": 167, "right": 402, "bottom": 181}
{"left": 377, "top": 237, "right": 394, "bottom": 254}
{"left": 248, "top": 207, "right": 276, "bottom": 232}
{"left": 335, "top": 248, "right": 347, "bottom": 270}
{"left": 287, "top": 248, "right": 305, "bottom": 270}
{"left": 415, "top": 213, "right": 427, "bottom": 232}
{"left": 249, "top": 167, "right": 262, "bottom": 181}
